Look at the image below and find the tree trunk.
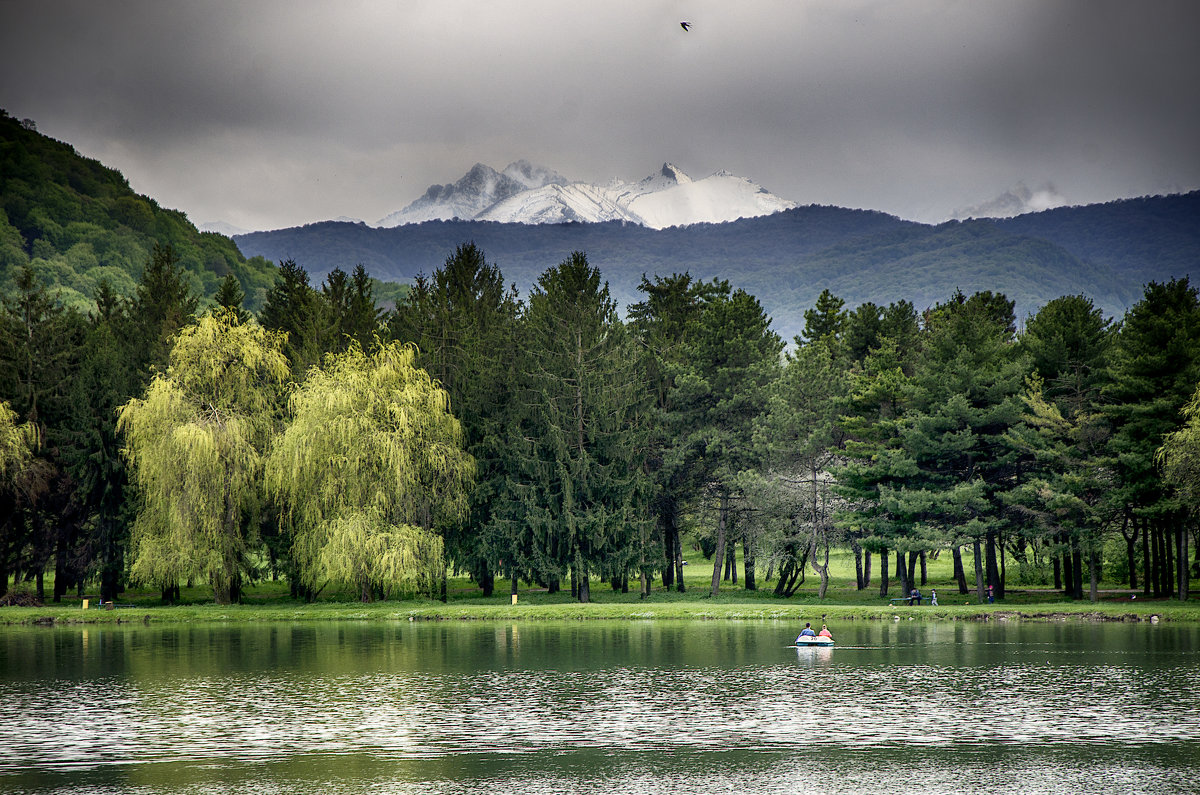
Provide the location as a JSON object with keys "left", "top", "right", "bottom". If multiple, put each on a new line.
{"left": 674, "top": 528, "right": 685, "bottom": 593}
{"left": 710, "top": 492, "right": 728, "bottom": 596}
{"left": 1062, "top": 536, "right": 1075, "bottom": 597}
{"left": 878, "top": 547, "right": 889, "bottom": 597}
{"left": 1178, "top": 524, "right": 1190, "bottom": 602}
{"left": 743, "top": 535, "right": 756, "bottom": 591}
{"left": 478, "top": 565, "right": 494, "bottom": 597}
{"left": 896, "top": 550, "right": 909, "bottom": 597}
{"left": 952, "top": 546, "right": 968, "bottom": 594}
{"left": 511, "top": 571, "right": 519, "bottom": 598}
{"left": 660, "top": 499, "right": 677, "bottom": 589}
{"left": 985, "top": 529, "right": 1001, "bottom": 600}
{"left": 726, "top": 538, "right": 737, "bottom": 584}
{"left": 813, "top": 533, "right": 830, "bottom": 600}
{"left": 906, "top": 551, "right": 917, "bottom": 588}
{"left": 1070, "top": 539, "right": 1084, "bottom": 600}
{"left": 53, "top": 529, "right": 68, "bottom": 603}
{"left": 853, "top": 541, "right": 864, "bottom": 590}
{"left": 1052, "top": 535, "right": 1063, "bottom": 591}
{"left": 1162, "top": 519, "right": 1175, "bottom": 598}
{"left": 1088, "top": 542, "right": 1099, "bottom": 603}
{"left": 973, "top": 539, "right": 985, "bottom": 601}
{"left": 1147, "top": 516, "right": 1156, "bottom": 598}
{"left": 919, "top": 551, "right": 928, "bottom": 586}
{"left": 863, "top": 549, "right": 872, "bottom": 589}
{"left": 1121, "top": 512, "right": 1138, "bottom": 590}
{"left": 36, "top": 571, "right": 44, "bottom": 602}
{"left": 999, "top": 530, "right": 1007, "bottom": 596}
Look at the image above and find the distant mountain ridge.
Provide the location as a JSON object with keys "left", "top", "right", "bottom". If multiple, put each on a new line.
{"left": 376, "top": 162, "right": 797, "bottom": 229}
{"left": 235, "top": 190, "right": 1200, "bottom": 341}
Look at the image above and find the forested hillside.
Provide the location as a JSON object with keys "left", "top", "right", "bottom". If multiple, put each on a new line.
{"left": 236, "top": 192, "right": 1198, "bottom": 339}
{"left": 0, "top": 110, "right": 277, "bottom": 311}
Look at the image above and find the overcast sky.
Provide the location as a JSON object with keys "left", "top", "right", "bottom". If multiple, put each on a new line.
{"left": 2, "top": 0, "right": 1198, "bottom": 231}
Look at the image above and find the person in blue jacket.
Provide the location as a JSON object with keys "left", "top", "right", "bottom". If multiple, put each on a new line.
{"left": 796, "top": 623, "right": 816, "bottom": 643}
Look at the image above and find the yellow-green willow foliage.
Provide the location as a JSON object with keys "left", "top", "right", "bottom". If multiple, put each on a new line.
{"left": 266, "top": 341, "right": 473, "bottom": 601}
{"left": 118, "top": 311, "right": 290, "bottom": 603}
{"left": 1159, "top": 382, "right": 1200, "bottom": 513}
{"left": 0, "top": 401, "right": 36, "bottom": 483}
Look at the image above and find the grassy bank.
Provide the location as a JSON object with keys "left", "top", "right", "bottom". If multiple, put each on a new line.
{"left": 4, "top": 546, "right": 1197, "bottom": 625}
{"left": 4, "top": 590, "right": 1197, "bottom": 626}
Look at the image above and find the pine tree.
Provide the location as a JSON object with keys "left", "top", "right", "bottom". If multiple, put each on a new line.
{"left": 496, "top": 252, "right": 651, "bottom": 602}
{"left": 214, "top": 273, "right": 251, "bottom": 324}
{"left": 1106, "top": 278, "right": 1200, "bottom": 600}
{"left": 628, "top": 273, "right": 725, "bottom": 591}
{"left": 259, "top": 258, "right": 325, "bottom": 376}
{"left": 388, "top": 243, "right": 520, "bottom": 596}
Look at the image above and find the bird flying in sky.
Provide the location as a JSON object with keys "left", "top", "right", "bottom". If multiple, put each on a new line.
{"left": 680, "top": 21, "right": 691, "bottom": 31}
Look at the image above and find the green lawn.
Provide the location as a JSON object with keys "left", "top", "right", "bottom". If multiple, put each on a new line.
{"left": 4, "top": 544, "right": 1196, "bottom": 625}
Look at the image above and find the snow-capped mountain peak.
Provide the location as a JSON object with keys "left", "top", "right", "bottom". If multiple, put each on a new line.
{"left": 375, "top": 162, "right": 796, "bottom": 229}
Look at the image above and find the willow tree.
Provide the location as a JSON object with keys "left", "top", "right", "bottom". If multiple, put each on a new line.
{"left": 1158, "top": 382, "right": 1200, "bottom": 600}
{"left": 118, "top": 311, "right": 290, "bottom": 603}
{"left": 266, "top": 341, "right": 472, "bottom": 602}
{"left": 0, "top": 400, "right": 42, "bottom": 597}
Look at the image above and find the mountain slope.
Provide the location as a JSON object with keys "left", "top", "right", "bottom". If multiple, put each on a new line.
{"left": 377, "top": 161, "right": 568, "bottom": 226}
{"left": 235, "top": 194, "right": 1191, "bottom": 341}
{"left": 0, "top": 110, "right": 277, "bottom": 311}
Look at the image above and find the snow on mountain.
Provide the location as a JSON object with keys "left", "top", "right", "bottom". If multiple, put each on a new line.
{"left": 626, "top": 169, "right": 797, "bottom": 229}
{"left": 375, "top": 162, "right": 796, "bottom": 229}
{"left": 477, "top": 182, "right": 646, "bottom": 225}
{"left": 377, "top": 161, "right": 565, "bottom": 226}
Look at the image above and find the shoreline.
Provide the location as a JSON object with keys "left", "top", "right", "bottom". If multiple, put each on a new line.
{"left": 3, "top": 599, "right": 1197, "bottom": 626}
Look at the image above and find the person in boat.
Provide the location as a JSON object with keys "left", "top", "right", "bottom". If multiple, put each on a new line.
{"left": 796, "top": 623, "right": 816, "bottom": 642}
{"left": 817, "top": 624, "right": 833, "bottom": 639}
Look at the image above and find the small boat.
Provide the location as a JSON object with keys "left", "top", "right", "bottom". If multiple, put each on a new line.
{"left": 794, "top": 635, "right": 834, "bottom": 647}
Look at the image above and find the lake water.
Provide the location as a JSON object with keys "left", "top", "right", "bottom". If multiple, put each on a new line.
{"left": 1, "top": 619, "right": 1197, "bottom": 794}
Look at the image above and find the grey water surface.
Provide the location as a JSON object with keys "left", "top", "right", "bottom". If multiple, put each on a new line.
{"left": 1, "top": 619, "right": 1197, "bottom": 794}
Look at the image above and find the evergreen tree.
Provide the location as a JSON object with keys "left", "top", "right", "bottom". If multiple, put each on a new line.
{"left": 1105, "top": 278, "right": 1200, "bottom": 600}
{"left": 131, "top": 243, "right": 198, "bottom": 375}
{"left": 388, "top": 243, "right": 520, "bottom": 596}
{"left": 214, "top": 273, "right": 251, "bottom": 324}
{"left": 800, "top": 288, "right": 847, "bottom": 346}
{"left": 495, "top": 252, "right": 651, "bottom": 602}
{"left": 1008, "top": 295, "right": 1115, "bottom": 596}
{"left": 753, "top": 337, "right": 848, "bottom": 597}
{"left": 627, "top": 272, "right": 725, "bottom": 591}
{"left": 259, "top": 258, "right": 325, "bottom": 376}
{"left": 671, "top": 285, "right": 783, "bottom": 595}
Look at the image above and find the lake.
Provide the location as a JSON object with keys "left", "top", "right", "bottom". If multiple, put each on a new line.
{"left": 1, "top": 619, "right": 1197, "bottom": 794}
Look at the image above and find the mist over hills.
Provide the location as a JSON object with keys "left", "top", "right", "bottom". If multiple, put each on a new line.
{"left": 235, "top": 192, "right": 1198, "bottom": 341}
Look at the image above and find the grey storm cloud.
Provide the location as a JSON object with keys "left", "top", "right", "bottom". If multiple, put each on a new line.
{"left": 1, "top": 0, "right": 1198, "bottom": 231}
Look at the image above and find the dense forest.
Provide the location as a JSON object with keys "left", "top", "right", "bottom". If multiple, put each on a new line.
{"left": 2, "top": 239, "right": 1198, "bottom": 605}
